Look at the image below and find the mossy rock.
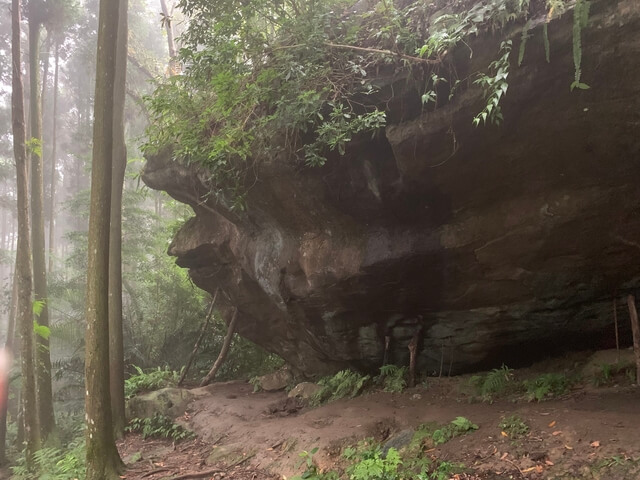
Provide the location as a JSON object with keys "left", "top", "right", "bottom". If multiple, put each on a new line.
{"left": 126, "top": 387, "right": 193, "bottom": 420}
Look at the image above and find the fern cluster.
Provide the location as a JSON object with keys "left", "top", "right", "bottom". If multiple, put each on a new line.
{"left": 469, "top": 364, "right": 515, "bottom": 402}
{"left": 311, "top": 370, "right": 371, "bottom": 406}
{"left": 11, "top": 441, "right": 86, "bottom": 480}
{"left": 378, "top": 365, "right": 408, "bottom": 393}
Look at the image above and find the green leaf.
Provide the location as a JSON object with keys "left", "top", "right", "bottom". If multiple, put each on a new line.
{"left": 34, "top": 320, "right": 51, "bottom": 340}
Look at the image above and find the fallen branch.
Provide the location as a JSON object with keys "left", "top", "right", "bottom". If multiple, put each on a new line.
{"left": 324, "top": 42, "right": 441, "bottom": 65}
{"left": 200, "top": 308, "right": 239, "bottom": 386}
{"left": 179, "top": 289, "right": 219, "bottom": 386}
{"left": 141, "top": 467, "right": 171, "bottom": 478}
{"left": 169, "top": 468, "right": 225, "bottom": 480}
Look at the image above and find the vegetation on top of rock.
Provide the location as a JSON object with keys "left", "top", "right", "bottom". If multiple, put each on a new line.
{"left": 143, "top": 0, "right": 591, "bottom": 203}
{"left": 124, "top": 365, "right": 180, "bottom": 398}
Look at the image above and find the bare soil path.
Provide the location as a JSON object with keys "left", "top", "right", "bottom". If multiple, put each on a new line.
{"left": 121, "top": 353, "right": 640, "bottom": 480}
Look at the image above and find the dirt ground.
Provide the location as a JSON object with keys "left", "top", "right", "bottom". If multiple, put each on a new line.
{"left": 120, "top": 351, "right": 640, "bottom": 480}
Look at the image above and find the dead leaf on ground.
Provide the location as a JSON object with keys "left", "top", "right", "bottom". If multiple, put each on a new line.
{"left": 590, "top": 441, "right": 601, "bottom": 448}
{"left": 548, "top": 420, "right": 556, "bottom": 428}
{"left": 552, "top": 431, "right": 562, "bottom": 436}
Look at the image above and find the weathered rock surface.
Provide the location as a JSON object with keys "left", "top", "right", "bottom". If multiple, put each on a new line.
{"left": 288, "top": 382, "right": 322, "bottom": 400}
{"left": 258, "top": 367, "right": 294, "bottom": 391}
{"left": 126, "top": 387, "right": 193, "bottom": 420}
{"left": 143, "top": 0, "right": 640, "bottom": 376}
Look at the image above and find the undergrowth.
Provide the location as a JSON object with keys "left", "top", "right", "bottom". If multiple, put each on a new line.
{"left": 11, "top": 440, "right": 86, "bottom": 480}
{"left": 523, "top": 373, "right": 572, "bottom": 401}
{"left": 125, "top": 365, "right": 179, "bottom": 398}
{"left": 468, "top": 364, "right": 516, "bottom": 402}
{"left": 378, "top": 365, "right": 407, "bottom": 393}
{"left": 499, "top": 414, "right": 529, "bottom": 438}
{"left": 311, "top": 370, "right": 371, "bottom": 406}
{"left": 126, "top": 413, "right": 195, "bottom": 441}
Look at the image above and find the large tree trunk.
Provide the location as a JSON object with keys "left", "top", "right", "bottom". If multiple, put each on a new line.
{"left": 85, "top": 0, "right": 123, "bottom": 477}
{"left": 109, "top": 0, "right": 128, "bottom": 439}
{"left": 13, "top": 0, "right": 40, "bottom": 465}
{"left": 28, "top": 7, "right": 55, "bottom": 441}
{"left": 47, "top": 40, "right": 60, "bottom": 274}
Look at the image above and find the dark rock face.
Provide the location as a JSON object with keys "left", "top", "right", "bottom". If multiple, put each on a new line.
{"left": 143, "top": 0, "right": 640, "bottom": 376}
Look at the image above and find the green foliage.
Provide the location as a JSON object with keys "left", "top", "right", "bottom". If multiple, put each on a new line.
{"left": 126, "top": 413, "right": 195, "bottom": 441}
{"left": 523, "top": 373, "right": 571, "bottom": 401}
{"left": 431, "top": 417, "right": 478, "bottom": 446}
{"left": 499, "top": 414, "right": 529, "bottom": 438}
{"left": 571, "top": 0, "right": 591, "bottom": 91}
{"left": 124, "top": 365, "right": 179, "bottom": 398}
{"left": 144, "top": 0, "right": 589, "bottom": 201}
{"left": 292, "top": 447, "right": 338, "bottom": 480}
{"left": 473, "top": 40, "right": 511, "bottom": 127}
{"left": 378, "top": 365, "right": 407, "bottom": 393}
{"left": 311, "top": 370, "right": 371, "bottom": 406}
{"left": 592, "top": 363, "right": 635, "bottom": 387}
{"left": 11, "top": 442, "right": 86, "bottom": 480}
{"left": 26, "top": 137, "right": 43, "bottom": 158}
{"left": 349, "top": 447, "right": 402, "bottom": 480}
{"left": 469, "top": 364, "right": 515, "bottom": 402}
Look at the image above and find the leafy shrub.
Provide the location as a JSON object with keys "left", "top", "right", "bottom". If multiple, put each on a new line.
{"left": 126, "top": 413, "right": 195, "bottom": 441}
{"left": 499, "top": 415, "right": 529, "bottom": 438}
{"left": 468, "top": 365, "right": 515, "bottom": 402}
{"left": 431, "top": 417, "right": 478, "bottom": 445}
{"left": 311, "top": 370, "right": 370, "bottom": 406}
{"left": 378, "top": 365, "right": 407, "bottom": 393}
{"left": 523, "top": 373, "right": 571, "bottom": 402}
{"left": 349, "top": 447, "right": 402, "bottom": 480}
{"left": 124, "top": 365, "right": 179, "bottom": 398}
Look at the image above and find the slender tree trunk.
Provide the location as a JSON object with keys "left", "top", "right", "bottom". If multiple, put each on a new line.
{"left": 28, "top": 10, "right": 55, "bottom": 440}
{"left": 200, "top": 309, "right": 238, "bottom": 387}
{"left": 13, "top": 0, "right": 40, "bottom": 464}
{"left": 48, "top": 41, "right": 60, "bottom": 274}
{"left": 160, "top": 0, "right": 178, "bottom": 73}
{"left": 85, "top": 0, "right": 123, "bottom": 477}
{"left": 109, "top": 0, "right": 128, "bottom": 439}
{"left": 627, "top": 294, "right": 640, "bottom": 385}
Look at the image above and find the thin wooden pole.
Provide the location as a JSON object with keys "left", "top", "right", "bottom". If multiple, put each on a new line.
{"left": 200, "top": 309, "right": 238, "bottom": 387}
{"left": 178, "top": 289, "right": 219, "bottom": 386}
{"left": 626, "top": 294, "right": 640, "bottom": 385}
{"left": 613, "top": 295, "right": 619, "bottom": 363}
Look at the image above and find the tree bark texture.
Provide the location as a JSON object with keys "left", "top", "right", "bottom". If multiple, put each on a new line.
{"left": 13, "top": 0, "right": 40, "bottom": 463}
{"left": 109, "top": 0, "right": 128, "bottom": 439}
{"left": 200, "top": 309, "right": 238, "bottom": 387}
{"left": 28, "top": 9, "right": 55, "bottom": 440}
{"left": 85, "top": 0, "right": 123, "bottom": 477}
